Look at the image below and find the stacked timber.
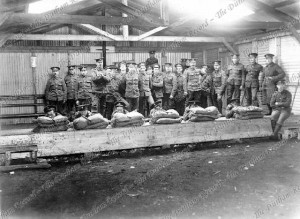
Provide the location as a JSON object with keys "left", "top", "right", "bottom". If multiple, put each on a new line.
{"left": 73, "top": 113, "right": 109, "bottom": 130}
{"left": 233, "top": 106, "right": 264, "bottom": 120}
{"left": 32, "top": 115, "right": 69, "bottom": 133}
{"left": 111, "top": 111, "right": 144, "bottom": 128}
{"left": 150, "top": 109, "right": 181, "bottom": 124}
{"left": 184, "top": 106, "right": 220, "bottom": 122}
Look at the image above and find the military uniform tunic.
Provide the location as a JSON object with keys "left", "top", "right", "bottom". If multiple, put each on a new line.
{"left": 45, "top": 77, "right": 67, "bottom": 101}
{"left": 244, "top": 63, "right": 263, "bottom": 106}
{"left": 226, "top": 63, "right": 244, "bottom": 103}
{"left": 152, "top": 72, "right": 164, "bottom": 100}
{"left": 145, "top": 57, "right": 158, "bottom": 68}
{"left": 260, "top": 62, "right": 286, "bottom": 104}
{"left": 64, "top": 74, "right": 78, "bottom": 100}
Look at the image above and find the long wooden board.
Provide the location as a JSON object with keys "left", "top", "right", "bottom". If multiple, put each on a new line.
{"left": 0, "top": 118, "right": 273, "bottom": 157}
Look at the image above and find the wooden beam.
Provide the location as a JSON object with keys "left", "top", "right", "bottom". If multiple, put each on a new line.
{"left": 0, "top": 118, "right": 273, "bottom": 157}
{"left": 80, "top": 24, "right": 119, "bottom": 41}
{"left": 0, "top": 0, "right": 40, "bottom": 12}
{"left": 160, "top": 0, "right": 169, "bottom": 26}
{"left": 222, "top": 38, "right": 237, "bottom": 54}
{"left": 134, "top": 26, "right": 167, "bottom": 41}
{"left": 122, "top": 0, "right": 129, "bottom": 40}
{"left": 272, "top": 0, "right": 299, "bottom": 8}
{"left": 99, "top": 0, "right": 163, "bottom": 26}
{"left": 245, "top": 0, "right": 300, "bottom": 44}
{"left": 1, "top": 13, "right": 159, "bottom": 29}
{"left": 7, "top": 34, "right": 232, "bottom": 42}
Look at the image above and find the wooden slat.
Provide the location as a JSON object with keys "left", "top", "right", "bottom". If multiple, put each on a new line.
{"left": 0, "top": 103, "right": 44, "bottom": 108}
{"left": 6, "top": 34, "right": 232, "bottom": 42}
{"left": 0, "top": 118, "right": 273, "bottom": 157}
{"left": 0, "top": 113, "right": 44, "bottom": 119}
{"left": 1, "top": 13, "right": 159, "bottom": 29}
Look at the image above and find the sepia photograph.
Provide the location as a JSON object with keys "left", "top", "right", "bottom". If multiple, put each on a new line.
{"left": 0, "top": 0, "right": 300, "bottom": 218}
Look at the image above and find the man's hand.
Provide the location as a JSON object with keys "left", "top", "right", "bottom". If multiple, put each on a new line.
{"left": 63, "top": 99, "right": 66, "bottom": 104}
{"left": 184, "top": 92, "right": 188, "bottom": 96}
{"left": 76, "top": 100, "right": 80, "bottom": 105}
{"left": 240, "top": 85, "right": 244, "bottom": 90}
{"left": 170, "top": 95, "right": 173, "bottom": 99}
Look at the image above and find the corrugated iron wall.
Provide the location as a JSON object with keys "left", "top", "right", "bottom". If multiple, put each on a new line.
{"left": 0, "top": 51, "right": 191, "bottom": 124}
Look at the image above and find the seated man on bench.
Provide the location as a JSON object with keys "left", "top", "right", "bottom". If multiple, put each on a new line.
{"left": 270, "top": 80, "right": 292, "bottom": 140}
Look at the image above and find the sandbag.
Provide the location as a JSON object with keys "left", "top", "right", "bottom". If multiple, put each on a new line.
{"left": 189, "top": 116, "right": 215, "bottom": 122}
{"left": 32, "top": 124, "right": 68, "bottom": 133}
{"left": 126, "top": 111, "right": 144, "bottom": 120}
{"left": 156, "top": 117, "right": 182, "bottom": 124}
{"left": 87, "top": 113, "right": 105, "bottom": 125}
{"left": 113, "top": 113, "right": 130, "bottom": 122}
{"left": 189, "top": 106, "right": 219, "bottom": 115}
{"left": 37, "top": 116, "right": 54, "bottom": 125}
{"left": 53, "top": 115, "right": 68, "bottom": 123}
{"left": 113, "top": 119, "right": 144, "bottom": 128}
{"left": 233, "top": 106, "right": 263, "bottom": 113}
{"left": 86, "top": 121, "right": 109, "bottom": 129}
{"left": 165, "top": 109, "right": 180, "bottom": 118}
{"left": 73, "top": 117, "right": 89, "bottom": 130}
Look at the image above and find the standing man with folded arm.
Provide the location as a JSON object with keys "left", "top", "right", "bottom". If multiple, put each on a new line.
{"left": 259, "top": 53, "right": 286, "bottom": 114}
{"left": 64, "top": 65, "right": 78, "bottom": 115}
{"left": 163, "top": 63, "right": 177, "bottom": 110}
{"left": 152, "top": 63, "right": 164, "bottom": 107}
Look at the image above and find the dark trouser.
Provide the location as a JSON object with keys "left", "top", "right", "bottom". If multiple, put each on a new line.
{"left": 170, "top": 98, "right": 186, "bottom": 116}
{"left": 185, "top": 90, "right": 201, "bottom": 107}
{"left": 66, "top": 99, "right": 76, "bottom": 113}
{"left": 163, "top": 93, "right": 172, "bottom": 110}
{"left": 139, "top": 95, "right": 154, "bottom": 116}
{"left": 126, "top": 97, "right": 139, "bottom": 112}
{"left": 245, "top": 86, "right": 258, "bottom": 106}
{"left": 211, "top": 93, "right": 223, "bottom": 114}
{"left": 263, "top": 85, "right": 276, "bottom": 114}
{"left": 270, "top": 108, "right": 291, "bottom": 125}
{"left": 227, "top": 84, "right": 241, "bottom": 103}
{"left": 48, "top": 100, "right": 65, "bottom": 115}
{"left": 199, "top": 90, "right": 212, "bottom": 108}
{"left": 78, "top": 98, "right": 92, "bottom": 111}
{"left": 105, "top": 102, "right": 114, "bottom": 120}
{"left": 93, "top": 93, "right": 107, "bottom": 115}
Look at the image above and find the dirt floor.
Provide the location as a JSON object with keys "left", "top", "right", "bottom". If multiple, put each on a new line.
{"left": 1, "top": 138, "right": 300, "bottom": 219}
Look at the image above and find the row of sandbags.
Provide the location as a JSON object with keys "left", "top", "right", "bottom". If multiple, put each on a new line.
{"left": 73, "top": 113, "right": 109, "bottom": 130}
{"left": 33, "top": 115, "right": 69, "bottom": 133}
{"left": 111, "top": 111, "right": 144, "bottom": 128}
{"left": 150, "top": 109, "right": 182, "bottom": 124}
{"left": 183, "top": 106, "right": 220, "bottom": 122}
{"left": 232, "top": 106, "right": 264, "bottom": 120}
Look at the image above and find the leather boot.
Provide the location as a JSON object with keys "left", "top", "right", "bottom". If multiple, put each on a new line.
{"left": 270, "top": 120, "right": 276, "bottom": 132}
{"left": 270, "top": 123, "right": 282, "bottom": 141}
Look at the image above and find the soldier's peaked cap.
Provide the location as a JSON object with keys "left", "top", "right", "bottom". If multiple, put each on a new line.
{"left": 95, "top": 58, "right": 103, "bottom": 62}
{"left": 115, "top": 101, "right": 126, "bottom": 107}
{"left": 78, "top": 65, "right": 87, "bottom": 70}
{"left": 231, "top": 53, "right": 240, "bottom": 57}
{"left": 50, "top": 66, "right": 60, "bottom": 70}
{"left": 149, "top": 51, "right": 156, "bottom": 54}
{"left": 248, "top": 53, "right": 258, "bottom": 57}
{"left": 164, "top": 63, "right": 172, "bottom": 66}
{"left": 44, "top": 105, "right": 56, "bottom": 113}
{"left": 67, "top": 65, "right": 76, "bottom": 69}
{"left": 213, "top": 60, "right": 221, "bottom": 64}
{"left": 265, "top": 53, "right": 275, "bottom": 58}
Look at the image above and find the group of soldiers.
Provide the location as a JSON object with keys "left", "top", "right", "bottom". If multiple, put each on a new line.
{"left": 45, "top": 51, "right": 288, "bottom": 124}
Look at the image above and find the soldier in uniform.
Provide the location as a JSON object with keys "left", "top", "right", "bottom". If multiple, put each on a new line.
{"left": 163, "top": 63, "right": 177, "bottom": 110}
{"left": 199, "top": 64, "right": 213, "bottom": 108}
{"left": 243, "top": 53, "right": 263, "bottom": 106}
{"left": 226, "top": 54, "right": 244, "bottom": 104}
{"left": 45, "top": 67, "right": 67, "bottom": 115}
{"left": 145, "top": 51, "right": 159, "bottom": 68}
{"left": 76, "top": 65, "right": 94, "bottom": 111}
{"left": 211, "top": 61, "right": 226, "bottom": 113}
{"left": 183, "top": 58, "right": 202, "bottom": 107}
{"left": 91, "top": 58, "right": 111, "bottom": 114}
{"left": 105, "top": 65, "right": 119, "bottom": 119}
{"left": 225, "top": 98, "right": 240, "bottom": 119}
{"left": 120, "top": 61, "right": 140, "bottom": 111}
{"left": 269, "top": 80, "right": 292, "bottom": 140}
{"left": 138, "top": 62, "right": 154, "bottom": 115}
{"left": 260, "top": 53, "right": 286, "bottom": 114}
{"left": 171, "top": 63, "right": 186, "bottom": 115}
{"left": 152, "top": 63, "right": 164, "bottom": 103}
{"left": 64, "top": 65, "right": 78, "bottom": 115}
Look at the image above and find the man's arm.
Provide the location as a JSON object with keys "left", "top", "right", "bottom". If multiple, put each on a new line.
{"left": 271, "top": 65, "right": 286, "bottom": 83}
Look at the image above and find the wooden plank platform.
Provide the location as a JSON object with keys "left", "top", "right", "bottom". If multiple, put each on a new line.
{"left": 0, "top": 117, "right": 274, "bottom": 157}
